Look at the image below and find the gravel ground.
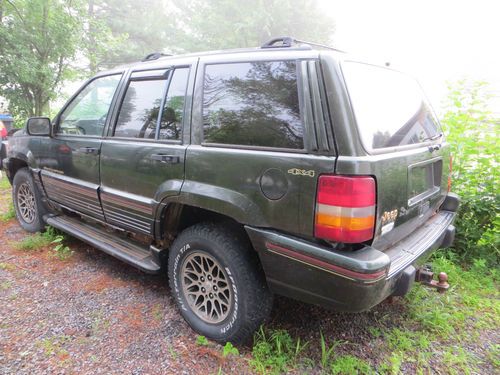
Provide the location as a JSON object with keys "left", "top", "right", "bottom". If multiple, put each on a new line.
{"left": 0, "top": 181, "right": 498, "bottom": 374}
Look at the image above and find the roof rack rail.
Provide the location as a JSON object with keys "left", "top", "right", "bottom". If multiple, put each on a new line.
{"left": 261, "top": 37, "right": 295, "bottom": 49}
{"left": 260, "top": 36, "right": 345, "bottom": 53}
{"left": 141, "top": 52, "right": 173, "bottom": 62}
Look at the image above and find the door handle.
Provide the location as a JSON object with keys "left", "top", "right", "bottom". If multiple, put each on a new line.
{"left": 76, "top": 147, "right": 99, "bottom": 155}
{"left": 151, "top": 154, "right": 180, "bottom": 164}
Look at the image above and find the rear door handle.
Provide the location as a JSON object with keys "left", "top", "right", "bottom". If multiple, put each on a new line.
{"left": 76, "top": 147, "right": 99, "bottom": 155}
{"left": 151, "top": 154, "right": 180, "bottom": 164}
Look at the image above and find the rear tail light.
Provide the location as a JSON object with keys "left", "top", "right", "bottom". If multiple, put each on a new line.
{"left": 315, "top": 175, "right": 376, "bottom": 243}
{"left": 447, "top": 155, "right": 453, "bottom": 192}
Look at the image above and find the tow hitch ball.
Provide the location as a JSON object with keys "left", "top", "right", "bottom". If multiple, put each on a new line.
{"left": 415, "top": 267, "right": 449, "bottom": 293}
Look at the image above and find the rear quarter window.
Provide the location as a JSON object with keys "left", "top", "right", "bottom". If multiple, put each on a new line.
{"left": 202, "top": 61, "right": 304, "bottom": 149}
{"left": 341, "top": 62, "right": 441, "bottom": 151}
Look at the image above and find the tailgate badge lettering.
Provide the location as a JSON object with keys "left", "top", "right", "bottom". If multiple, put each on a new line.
{"left": 381, "top": 209, "right": 398, "bottom": 225}
{"left": 288, "top": 168, "right": 315, "bottom": 177}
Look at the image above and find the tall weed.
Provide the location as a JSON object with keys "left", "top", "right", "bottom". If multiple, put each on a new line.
{"left": 441, "top": 80, "right": 499, "bottom": 265}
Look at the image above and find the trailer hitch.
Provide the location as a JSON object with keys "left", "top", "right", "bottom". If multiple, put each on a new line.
{"left": 415, "top": 267, "right": 449, "bottom": 293}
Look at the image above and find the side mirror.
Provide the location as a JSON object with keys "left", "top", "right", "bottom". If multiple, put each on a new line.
{"left": 26, "top": 117, "right": 51, "bottom": 136}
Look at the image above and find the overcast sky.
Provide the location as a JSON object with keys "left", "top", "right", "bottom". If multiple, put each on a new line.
{"left": 319, "top": 0, "right": 500, "bottom": 114}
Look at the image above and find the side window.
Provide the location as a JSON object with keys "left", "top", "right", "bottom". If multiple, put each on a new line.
{"left": 114, "top": 78, "right": 166, "bottom": 139}
{"left": 158, "top": 68, "right": 189, "bottom": 140}
{"left": 202, "top": 61, "right": 303, "bottom": 149}
{"left": 58, "top": 75, "right": 121, "bottom": 136}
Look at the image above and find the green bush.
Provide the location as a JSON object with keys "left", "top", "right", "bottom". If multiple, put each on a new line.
{"left": 441, "top": 80, "right": 499, "bottom": 266}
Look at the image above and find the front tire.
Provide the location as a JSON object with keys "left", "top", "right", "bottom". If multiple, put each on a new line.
{"left": 12, "top": 168, "right": 47, "bottom": 232}
{"left": 168, "top": 223, "right": 273, "bottom": 344}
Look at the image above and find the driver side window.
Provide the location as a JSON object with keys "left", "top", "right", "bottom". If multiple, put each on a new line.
{"left": 57, "top": 75, "right": 122, "bottom": 136}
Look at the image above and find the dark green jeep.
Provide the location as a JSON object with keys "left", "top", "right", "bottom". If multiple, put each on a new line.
{"left": 2, "top": 37, "right": 459, "bottom": 344}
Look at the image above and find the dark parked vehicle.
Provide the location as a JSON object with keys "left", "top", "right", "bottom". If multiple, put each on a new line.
{"left": 2, "top": 37, "right": 458, "bottom": 343}
{"left": 0, "top": 115, "right": 15, "bottom": 170}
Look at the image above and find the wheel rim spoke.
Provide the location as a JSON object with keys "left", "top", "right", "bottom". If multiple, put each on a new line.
{"left": 181, "top": 251, "right": 233, "bottom": 324}
{"left": 17, "top": 183, "right": 36, "bottom": 224}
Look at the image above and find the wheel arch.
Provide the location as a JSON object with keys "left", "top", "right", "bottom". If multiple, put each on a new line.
{"left": 6, "top": 157, "right": 29, "bottom": 183}
{"left": 156, "top": 202, "right": 252, "bottom": 249}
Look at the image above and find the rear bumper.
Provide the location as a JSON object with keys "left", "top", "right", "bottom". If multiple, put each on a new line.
{"left": 246, "top": 203, "right": 457, "bottom": 312}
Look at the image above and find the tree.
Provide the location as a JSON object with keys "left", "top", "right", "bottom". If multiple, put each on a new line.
{"left": 0, "top": 0, "right": 86, "bottom": 117}
{"left": 89, "top": 0, "right": 182, "bottom": 67}
{"left": 0, "top": 0, "right": 121, "bottom": 119}
{"left": 94, "top": 0, "right": 335, "bottom": 64}
{"left": 172, "top": 0, "right": 335, "bottom": 51}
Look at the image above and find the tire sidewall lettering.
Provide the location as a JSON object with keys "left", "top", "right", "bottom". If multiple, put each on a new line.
{"left": 173, "top": 243, "right": 190, "bottom": 311}
{"left": 220, "top": 267, "right": 238, "bottom": 334}
{"left": 173, "top": 242, "right": 239, "bottom": 335}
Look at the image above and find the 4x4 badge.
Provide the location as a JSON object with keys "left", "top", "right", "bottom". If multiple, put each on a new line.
{"left": 288, "top": 168, "right": 315, "bottom": 177}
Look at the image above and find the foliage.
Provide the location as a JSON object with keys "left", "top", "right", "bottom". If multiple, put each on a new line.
{"left": 1, "top": 0, "right": 333, "bottom": 122}
{"left": 0, "top": 0, "right": 119, "bottom": 123}
{"left": 172, "top": 0, "right": 334, "bottom": 52}
{"left": 330, "top": 355, "right": 374, "bottom": 375}
{"left": 50, "top": 235, "right": 73, "bottom": 260}
{"left": 320, "top": 331, "right": 340, "bottom": 368}
{"left": 0, "top": 0, "right": 83, "bottom": 118}
{"left": 250, "top": 327, "right": 307, "bottom": 374}
{"left": 90, "top": 0, "right": 334, "bottom": 65}
{"left": 222, "top": 342, "right": 239, "bottom": 358}
{"left": 0, "top": 201, "right": 15, "bottom": 222}
{"left": 196, "top": 335, "right": 209, "bottom": 346}
{"left": 248, "top": 254, "right": 498, "bottom": 374}
{"left": 0, "top": 175, "right": 11, "bottom": 189}
{"left": 90, "top": 0, "right": 178, "bottom": 68}
{"left": 441, "top": 80, "right": 499, "bottom": 265}
{"left": 15, "top": 232, "right": 54, "bottom": 251}
{"left": 14, "top": 226, "right": 72, "bottom": 260}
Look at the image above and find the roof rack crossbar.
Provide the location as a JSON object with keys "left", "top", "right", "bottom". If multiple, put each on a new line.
{"left": 141, "top": 52, "right": 173, "bottom": 62}
{"left": 260, "top": 36, "right": 344, "bottom": 53}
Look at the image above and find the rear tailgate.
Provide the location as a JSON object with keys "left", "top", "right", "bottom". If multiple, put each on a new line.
{"left": 338, "top": 61, "right": 450, "bottom": 250}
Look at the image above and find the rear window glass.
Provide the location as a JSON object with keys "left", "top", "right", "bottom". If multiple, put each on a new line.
{"left": 342, "top": 62, "right": 440, "bottom": 150}
{"left": 202, "top": 61, "right": 303, "bottom": 149}
{"left": 114, "top": 79, "right": 166, "bottom": 139}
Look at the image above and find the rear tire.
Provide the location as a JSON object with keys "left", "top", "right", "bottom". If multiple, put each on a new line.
{"left": 168, "top": 223, "right": 273, "bottom": 344}
{"left": 12, "top": 168, "right": 47, "bottom": 232}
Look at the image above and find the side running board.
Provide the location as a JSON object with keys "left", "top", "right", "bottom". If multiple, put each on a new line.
{"left": 45, "top": 215, "right": 161, "bottom": 274}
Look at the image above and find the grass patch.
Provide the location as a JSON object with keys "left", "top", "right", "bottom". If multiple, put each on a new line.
{"left": 196, "top": 335, "right": 210, "bottom": 346}
{"left": 330, "top": 355, "right": 374, "bottom": 374}
{"left": 487, "top": 344, "right": 500, "bottom": 369}
{"left": 250, "top": 328, "right": 308, "bottom": 374}
{"left": 15, "top": 232, "right": 53, "bottom": 251}
{"left": 0, "top": 176, "right": 11, "bottom": 190}
{"left": 405, "top": 256, "right": 499, "bottom": 339}
{"left": 14, "top": 226, "right": 74, "bottom": 260}
{"left": 0, "top": 201, "right": 15, "bottom": 222}
{"left": 0, "top": 281, "right": 12, "bottom": 290}
{"left": 248, "top": 255, "right": 498, "bottom": 374}
{"left": 37, "top": 335, "right": 71, "bottom": 359}
{"left": 0, "top": 262, "right": 15, "bottom": 271}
